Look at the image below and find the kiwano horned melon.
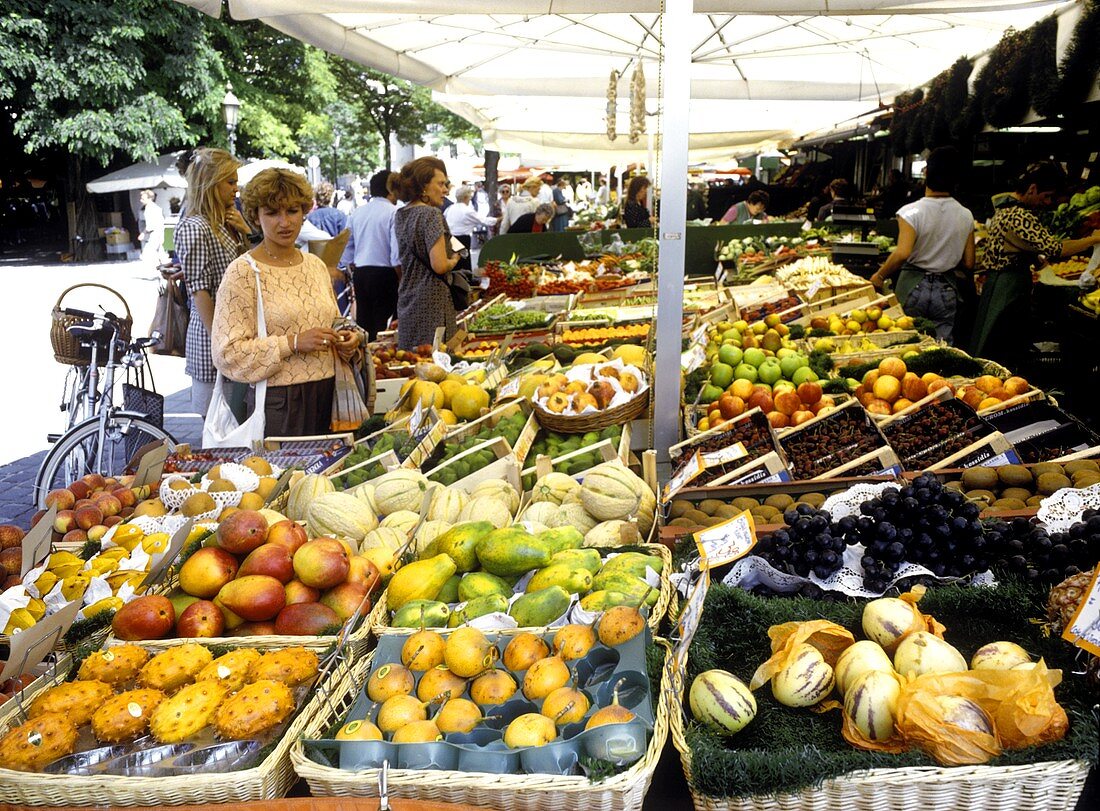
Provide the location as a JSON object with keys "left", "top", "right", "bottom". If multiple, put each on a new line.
{"left": 249, "top": 647, "right": 320, "bottom": 687}
{"left": 138, "top": 643, "right": 214, "bottom": 693}
{"left": 0, "top": 712, "right": 79, "bottom": 772}
{"left": 214, "top": 679, "right": 295, "bottom": 740}
{"left": 28, "top": 680, "right": 114, "bottom": 727}
{"left": 77, "top": 644, "right": 149, "bottom": 686}
{"left": 196, "top": 649, "right": 262, "bottom": 693}
{"left": 92, "top": 689, "right": 166, "bottom": 743}
{"left": 150, "top": 680, "right": 230, "bottom": 743}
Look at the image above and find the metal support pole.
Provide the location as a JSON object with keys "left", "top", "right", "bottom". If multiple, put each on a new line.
{"left": 652, "top": 0, "right": 691, "bottom": 481}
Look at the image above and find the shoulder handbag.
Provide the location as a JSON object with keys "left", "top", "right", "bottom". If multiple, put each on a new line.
{"left": 149, "top": 277, "right": 189, "bottom": 357}
{"left": 202, "top": 256, "right": 268, "bottom": 448}
{"left": 412, "top": 222, "right": 472, "bottom": 311}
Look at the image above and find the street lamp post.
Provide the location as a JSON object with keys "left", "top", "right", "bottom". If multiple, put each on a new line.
{"left": 222, "top": 82, "right": 240, "bottom": 154}
{"left": 332, "top": 134, "right": 342, "bottom": 186}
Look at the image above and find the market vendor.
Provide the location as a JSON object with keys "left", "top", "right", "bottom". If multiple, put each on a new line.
{"left": 719, "top": 189, "right": 769, "bottom": 224}
{"left": 971, "top": 161, "right": 1100, "bottom": 366}
{"left": 870, "top": 146, "right": 975, "bottom": 345}
{"left": 509, "top": 203, "right": 555, "bottom": 234}
{"left": 622, "top": 176, "right": 652, "bottom": 228}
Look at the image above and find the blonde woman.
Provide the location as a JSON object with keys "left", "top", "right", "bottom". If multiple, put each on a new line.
{"left": 175, "top": 148, "right": 251, "bottom": 416}
{"left": 212, "top": 168, "right": 361, "bottom": 437}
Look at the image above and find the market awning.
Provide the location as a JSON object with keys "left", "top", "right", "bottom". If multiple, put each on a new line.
{"left": 85, "top": 151, "right": 188, "bottom": 194}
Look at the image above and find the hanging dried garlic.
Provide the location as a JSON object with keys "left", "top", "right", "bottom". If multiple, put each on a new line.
{"left": 629, "top": 63, "right": 646, "bottom": 143}
{"left": 606, "top": 69, "right": 619, "bottom": 141}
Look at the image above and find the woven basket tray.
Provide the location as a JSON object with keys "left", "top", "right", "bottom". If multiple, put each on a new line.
{"left": 534, "top": 389, "right": 650, "bottom": 433}
{"left": 50, "top": 283, "right": 133, "bottom": 366}
{"left": 0, "top": 644, "right": 356, "bottom": 807}
{"left": 370, "top": 542, "right": 673, "bottom": 637}
{"left": 291, "top": 639, "right": 672, "bottom": 811}
{"left": 667, "top": 666, "right": 1090, "bottom": 811}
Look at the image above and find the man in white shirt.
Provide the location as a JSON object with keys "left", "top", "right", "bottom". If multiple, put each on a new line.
{"left": 537, "top": 172, "right": 555, "bottom": 206}
{"left": 445, "top": 186, "right": 497, "bottom": 270}
{"left": 336, "top": 188, "right": 356, "bottom": 217}
{"left": 138, "top": 189, "right": 166, "bottom": 266}
{"left": 341, "top": 169, "right": 402, "bottom": 338}
{"left": 595, "top": 177, "right": 610, "bottom": 206}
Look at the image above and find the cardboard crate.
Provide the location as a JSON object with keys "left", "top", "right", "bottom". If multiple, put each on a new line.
{"left": 778, "top": 398, "right": 892, "bottom": 480}
{"left": 424, "top": 435, "right": 521, "bottom": 494}
{"left": 670, "top": 407, "right": 786, "bottom": 482}
{"left": 925, "top": 431, "right": 1019, "bottom": 471}
{"left": 881, "top": 392, "right": 1006, "bottom": 470}
{"left": 518, "top": 422, "right": 632, "bottom": 486}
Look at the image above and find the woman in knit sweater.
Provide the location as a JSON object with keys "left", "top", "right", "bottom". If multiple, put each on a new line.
{"left": 211, "top": 168, "right": 361, "bottom": 436}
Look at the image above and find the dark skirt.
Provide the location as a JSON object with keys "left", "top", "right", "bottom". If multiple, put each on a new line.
{"left": 263, "top": 377, "right": 335, "bottom": 437}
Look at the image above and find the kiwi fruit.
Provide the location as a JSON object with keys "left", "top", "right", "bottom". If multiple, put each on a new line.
{"left": 801, "top": 492, "right": 827, "bottom": 507}
{"left": 961, "top": 467, "right": 998, "bottom": 491}
{"left": 669, "top": 500, "right": 692, "bottom": 519}
{"left": 1029, "top": 462, "right": 1064, "bottom": 479}
{"left": 964, "top": 489, "right": 996, "bottom": 505}
{"left": 945, "top": 480, "right": 966, "bottom": 493}
{"left": 731, "top": 497, "right": 761, "bottom": 511}
{"left": 669, "top": 517, "right": 697, "bottom": 528}
{"left": 1064, "top": 460, "right": 1100, "bottom": 475}
{"left": 764, "top": 493, "right": 795, "bottom": 510}
{"left": 1000, "top": 487, "right": 1033, "bottom": 503}
{"left": 756, "top": 505, "right": 782, "bottom": 521}
{"left": 991, "top": 497, "right": 1027, "bottom": 510}
{"left": 996, "top": 465, "right": 1033, "bottom": 487}
{"left": 1072, "top": 473, "right": 1100, "bottom": 488}
{"left": 698, "top": 499, "right": 726, "bottom": 516}
{"left": 714, "top": 504, "right": 741, "bottom": 519}
{"left": 1036, "top": 472, "right": 1072, "bottom": 496}
{"left": 750, "top": 511, "right": 772, "bottom": 524}
{"left": 683, "top": 509, "right": 712, "bottom": 526}
{"left": 702, "top": 516, "right": 726, "bottom": 527}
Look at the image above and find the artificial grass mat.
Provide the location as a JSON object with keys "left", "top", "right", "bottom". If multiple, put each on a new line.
{"left": 682, "top": 579, "right": 1098, "bottom": 799}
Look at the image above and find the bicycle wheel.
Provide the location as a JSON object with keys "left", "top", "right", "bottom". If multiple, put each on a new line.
{"left": 35, "top": 412, "right": 175, "bottom": 507}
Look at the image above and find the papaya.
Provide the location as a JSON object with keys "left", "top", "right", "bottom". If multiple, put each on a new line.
{"left": 536, "top": 526, "right": 585, "bottom": 555}
{"left": 598, "top": 552, "right": 663, "bottom": 580}
{"left": 387, "top": 554, "right": 458, "bottom": 610}
{"left": 458, "top": 571, "right": 513, "bottom": 603}
{"left": 448, "top": 594, "right": 509, "bottom": 626}
{"left": 436, "top": 574, "right": 461, "bottom": 604}
{"left": 509, "top": 586, "right": 571, "bottom": 627}
{"left": 591, "top": 572, "right": 657, "bottom": 606}
{"left": 579, "top": 590, "right": 633, "bottom": 612}
{"left": 549, "top": 548, "right": 603, "bottom": 575}
{"left": 475, "top": 528, "right": 553, "bottom": 577}
{"left": 433, "top": 521, "right": 495, "bottom": 573}
{"left": 526, "top": 564, "right": 593, "bottom": 595}
{"left": 392, "top": 599, "right": 451, "bottom": 628}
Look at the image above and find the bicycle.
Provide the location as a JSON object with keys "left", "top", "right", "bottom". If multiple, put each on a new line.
{"left": 35, "top": 308, "right": 176, "bottom": 507}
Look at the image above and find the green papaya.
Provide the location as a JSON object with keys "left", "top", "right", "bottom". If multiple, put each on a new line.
{"left": 526, "top": 564, "right": 593, "bottom": 595}
{"left": 536, "top": 526, "right": 585, "bottom": 555}
{"left": 509, "top": 586, "right": 571, "bottom": 627}
{"left": 549, "top": 548, "right": 603, "bottom": 575}
{"left": 578, "top": 590, "right": 633, "bottom": 612}
{"left": 448, "top": 594, "right": 509, "bottom": 626}
{"left": 458, "top": 571, "right": 513, "bottom": 603}
{"left": 391, "top": 599, "right": 451, "bottom": 628}
{"left": 434, "top": 521, "right": 495, "bottom": 573}
{"left": 475, "top": 527, "right": 553, "bottom": 576}
{"left": 597, "top": 552, "right": 664, "bottom": 580}
{"left": 436, "top": 573, "right": 462, "bottom": 604}
{"left": 591, "top": 572, "right": 657, "bottom": 606}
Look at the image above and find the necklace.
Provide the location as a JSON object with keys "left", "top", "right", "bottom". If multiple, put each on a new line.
{"left": 261, "top": 241, "right": 298, "bottom": 264}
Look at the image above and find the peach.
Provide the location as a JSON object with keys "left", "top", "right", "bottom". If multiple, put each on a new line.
{"left": 767, "top": 411, "right": 789, "bottom": 428}
{"left": 81, "top": 473, "right": 107, "bottom": 491}
{"left": 872, "top": 375, "right": 902, "bottom": 404}
{"left": 878, "top": 357, "right": 907, "bottom": 379}
{"left": 62, "top": 529, "right": 88, "bottom": 544}
{"left": 103, "top": 515, "right": 124, "bottom": 528}
{"left": 978, "top": 397, "right": 1002, "bottom": 411}
{"left": 44, "top": 489, "right": 76, "bottom": 510}
{"left": 53, "top": 509, "right": 77, "bottom": 534}
{"left": 29, "top": 510, "right": 48, "bottom": 529}
{"left": 87, "top": 524, "right": 109, "bottom": 542}
{"left": 1003, "top": 376, "right": 1030, "bottom": 396}
{"left": 974, "top": 375, "right": 1001, "bottom": 394}
{"left": 74, "top": 504, "right": 104, "bottom": 531}
{"left": 774, "top": 390, "right": 802, "bottom": 416}
{"left": 0, "top": 547, "right": 21, "bottom": 576}
{"left": 920, "top": 372, "right": 941, "bottom": 386}
{"left": 68, "top": 480, "right": 91, "bottom": 501}
{"left": 93, "top": 492, "right": 122, "bottom": 517}
{"left": 0, "top": 525, "right": 24, "bottom": 550}
{"left": 987, "top": 386, "right": 1009, "bottom": 401}
{"left": 790, "top": 410, "right": 815, "bottom": 426}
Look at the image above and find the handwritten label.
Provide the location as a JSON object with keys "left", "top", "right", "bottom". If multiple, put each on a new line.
{"left": 662, "top": 452, "right": 705, "bottom": 502}
{"left": 140, "top": 518, "right": 194, "bottom": 590}
{"left": 408, "top": 400, "right": 426, "bottom": 434}
{"left": 134, "top": 443, "right": 169, "bottom": 487}
{"left": 805, "top": 278, "right": 823, "bottom": 301}
{"left": 0, "top": 599, "right": 80, "bottom": 682}
{"left": 681, "top": 345, "right": 706, "bottom": 373}
{"left": 701, "top": 442, "right": 749, "bottom": 467}
{"left": 694, "top": 510, "right": 757, "bottom": 569}
{"left": 1061, "top": 567, "right": 1100, "bottom": 657}
{"left": 691, "top": 324, "right": 707, "bottom": 346}
{"left": 497, "top": 377, "right": 521, "bottom": 400}
{"left": 21, "top": 505, "right": 56, "bottom": 577}
{"left": 673, "top": 570, "right": 709, "bottom": 669}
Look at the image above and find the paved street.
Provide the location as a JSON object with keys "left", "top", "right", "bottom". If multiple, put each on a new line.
{"left": 0, "top": 249, "right": 201, "bottom": 525}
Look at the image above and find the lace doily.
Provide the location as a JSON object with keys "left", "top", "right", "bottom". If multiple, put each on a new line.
{"left": 821, "top": 482, "right": 901, "bottom": 519}
{"left": 1037, "top": 484, "right": 1100, "bottom": 533}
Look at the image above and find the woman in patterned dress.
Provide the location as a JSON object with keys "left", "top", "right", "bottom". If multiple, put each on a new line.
{"left": 393, "top": 157, "right": 463, "bottom": 350}
{"left": 175, "top": 148, "right": 251, "bottom": 417}
{"left": 971, "top": 162, "right": 1100, "bottom": 366}
{"left": 211, "top": 169, "right": 362, "bottom": 437}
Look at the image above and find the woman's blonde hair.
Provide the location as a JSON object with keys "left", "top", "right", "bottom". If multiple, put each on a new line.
{"left": 522, "top": 177, "right": 542, "bottom": 195}
{"left": 183, "top": 148, "right": 241, "bottom": 228}
{"left": 240, "top": 168, "right": 313, "bottom": 229}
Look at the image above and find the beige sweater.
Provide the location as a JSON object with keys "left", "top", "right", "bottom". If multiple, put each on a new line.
{"left": 211, "top": 252, "right": 339, "bottom": 387}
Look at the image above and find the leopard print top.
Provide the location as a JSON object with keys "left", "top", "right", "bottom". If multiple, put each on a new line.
{"left": 980, "top": 201, "right": 1061, "bottom": 274}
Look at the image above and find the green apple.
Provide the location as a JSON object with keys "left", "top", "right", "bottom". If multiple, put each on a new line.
{"left": 779, "top": 355, "right": 802, "bottom": 380}
{"left": 757, "top": 359, "right": 782, "bottom": 386}
{"left": 700, "top": 384, "right": 724, "bottom": 403}
{"left": 776, "top": 347, "right": 796, "bottom": 360}
{"left": 710, "top": 362, "right": 734, "bottom": 389}
{"left": 792, "top": 366, "right": 819, "bottom": 385}
{"left": 743, "top": 347, "right": 767, "bottom": 368}
{"left": 718, "top": 344, "right": 743, "bottom": 367}
{"left": 734, "top": 363, "right": 758, "bottom": 383}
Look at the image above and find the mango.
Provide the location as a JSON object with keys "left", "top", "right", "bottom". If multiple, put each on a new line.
{"left": 509, "top": 586, "right": 571, "bottom": 627}
{"left": 458, "top": 571, "right": 513, "bottom": 603}
{"left": 387, "top": 554, "right": 457, "bottom": 610}
{"left": 475, "top": 528, "right": 553, "bottom": 577}
{"left": 536, "top": 526, "right": 584, "bottom": 555}
{"left": 433, "top": 521, "right": 495, "bottom": 573}
{"left": 549, "top": 548, "right": 603, "bottom": 575}
{"left": 392, "top": 599, "right": 451, "bottom": 628}
{"left": 449, "top": 594, "right": 509, "bottom": 626}
{"left": 526, "top": 564, "right": 593, "bottom": 595}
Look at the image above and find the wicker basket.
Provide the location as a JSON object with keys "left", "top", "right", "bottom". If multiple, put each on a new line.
{"left": 292, "top": 639, "right": 672, "bottom": 811}
{"left": 50, "top": 283, "right": 133, "bottom": 366}
{"left": 667, "top": 666, "right": 1090, "bottom": 811}
{"left": 535, "top": 389, "right": 650, "bottom": 433}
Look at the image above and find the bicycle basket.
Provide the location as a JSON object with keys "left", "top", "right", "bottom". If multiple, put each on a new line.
{"left": 123, "top": 383, "right": 165, "bottom": 461}
{"left": 51, "top": 283, "right": 133, "bottom": 366}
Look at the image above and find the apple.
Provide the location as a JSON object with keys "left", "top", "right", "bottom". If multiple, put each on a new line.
{"left": 790, "top": 410, "right": 815, "bottom": 426}
{"left": 773, "top": 390, "right": 801, "bottom": 416}
{"left": 767, "top": 411, "right": 789, "bottom": 428}
{"left": 796, "top": 381, "right": 822, "bottom": 406}
{"left": 746, "top": 389, "right": 773, "bottom": 415}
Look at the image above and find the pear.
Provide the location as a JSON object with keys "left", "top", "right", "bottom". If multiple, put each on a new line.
{"left": 522, "top": 654, "right": 570, "bottom": 701}
{"left": 377, "top": 694, "right": 428, "bottom": 735}
{"left": 435, "top": 698, "right": 491, "bottom": 734}
{"left": 596, "top": 605, "right": 646, "bottom": 647}
{"left": 503, "top": 632, "right": 550, "bottom": 671}
{"left": 417, "top": 666, "right": 468, "bottom": 703}
{"left": 334, "top": 718, "right": 383, "bottom": 741}
{"left": 367, "top": 663, "right": 415, "bottom": 702}
{"left": 504, "top": 712, "right": 557, "bottom": 748}
{"left": 469, "top": 668, "right": 518, "bottom": 707}
{"left": 542, "top": 685, "right": 590, "bottom": 726}
{"left": 402, "top": 629, "right": 446, "bottom": 671}
{"left": 392, "top": 719, "right": 443, "bottom": 743}
{"left": 444, "top": 626, "right": 498, "bottom": 678}
{"left": 553, "top": 624, "right": 596, "bottom": 660}
{"left": 585, "top": 683, "right": 636, "bottom": 730}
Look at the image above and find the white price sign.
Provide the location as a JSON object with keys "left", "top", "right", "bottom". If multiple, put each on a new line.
{"left": 408, "top": 399, "right": 426, "bottom": 434}
{"left": 805, "top": 278, "right": 823, "bottom": 301}
{"left": 691, "top": 324, "right": 707, "bottom": 346}
{"left": 497, "top": 377, "right": 521, "bottom": 400}
{"left": 1062, "top": 567, "right": 1100, "bottom": 658}
{"left": 662, "top": 452, "right": 705, "bottom": 503}
{"left": 673, "top": 570, "right": 709, "bottom": 669}
{"left": 681, "top": 345, "right": 706, "bottom": 373}
{"left": 694, "top": 510, "right": 757, "bottom": 569}
{"left": 701, "top": 442, "right": 749, "bottom": 467}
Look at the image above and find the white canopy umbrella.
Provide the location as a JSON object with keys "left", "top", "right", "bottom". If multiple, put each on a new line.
{"left": 237, "top": 159, "right": 307, "bottom": 186}
{"left": 85, "top": 151, "right": 188, "bottom": 194}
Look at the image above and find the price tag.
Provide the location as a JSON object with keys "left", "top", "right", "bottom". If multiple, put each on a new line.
{"left": 662, "top": 452, "right": 705, "bottom": 503}
{"left": 134, "top": 442, "right": 169, "bottom": 487}
{"left": 497, "top": 377, "right": 521, "bottom": 400}
{"left": 432, "top": 351, "right": 453, "bottom": 371}
{"left": 694, "top": 510, "right": 757, "bottom": 569}
{"left": 432, "top": 326, "right": 446, "bottom": 352}
{"left": 673, "top": 569, "right": 709, "bottom": 669}
{"left": 680, "top": 344, "right": 706, "bottom": 373}
{"left": 479, "top": 276, "right": 491, "bottom": 289}
{"left": 805, "top": 278, "right": 823, "bottom": 301}
{"left": 691, "top": 324, "right": 707, "bottom": 346}
{"left": 21, "top": 505, "right": 56, "bottom": 578}
{"left": 1061, "top": 567, "right": 1100, "bottom": 657}
{"left": 263, "top": 468, "right": 295, "bottom": 507}
{"left": 408, "top": 400, "right": 426, "bottom": 434}
{"left": 140, "top": 518, "right": 194, "bottom": 590}
{"left": 701, "top": 442, "right": 748, "bottom": 467}
{"left": 0, "top": 598, "right": 80, "bottom": 683}
{"left": 715, "top": 262, "right": 725, "bottom": 285}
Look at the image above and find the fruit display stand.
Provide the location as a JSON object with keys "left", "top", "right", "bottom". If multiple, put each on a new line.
{"left": 879, "top": 395, "right": 1019, "bottom": 473}
{"left": 669, "top": 409, "right": 791, "bottom": 489}
{"left": 981, "top": 400, "right": 1100, "bottom": 465}
{"left": 425, "top": 436, "right": 522, "bottom": 494}
{"left": 291, "top": 636, "right": 672, "bottom": 811}
{"left": 668, "top": 582, "right": 1093, "bottom": 811}
{"left": 516, "top": 412, "right": 633, "bottom": 484}
{"left": 776, "top": 399, "right": 897, "bottom": 480}
{"left": 0, "top": 641, "right": 355, "bottom": 807}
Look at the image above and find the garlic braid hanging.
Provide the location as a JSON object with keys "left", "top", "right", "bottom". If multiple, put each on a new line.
{"left": 629, "top": 62, "right": 646, "bottom": 144}
{"left": 606, "top": 69, "right": 620, "bottom": 141}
